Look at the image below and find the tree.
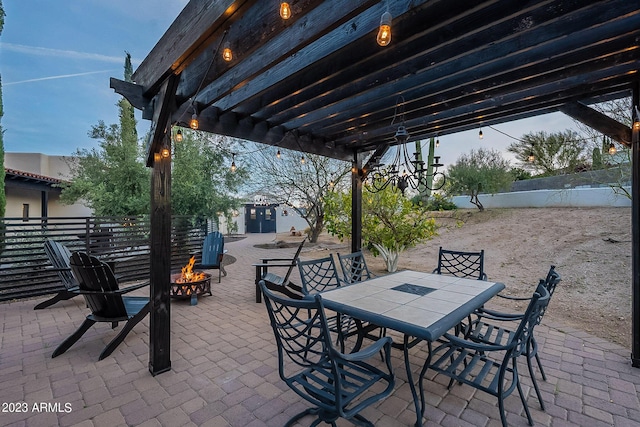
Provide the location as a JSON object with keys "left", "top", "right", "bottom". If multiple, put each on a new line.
{"left": 507, "top": 130, "right": 588, "bottom": 175}
{"left": 445, "top": 148, "right": 513, "bottom": 211}
{"left": 60, "top": 53, "right": 150, "bottom": 216}
{"left": 247, "top": 146, "right": 351, "bottom": 242}
{"left": 325, "top": 184, "right": 437, "bottom": 272}
{"left": 171, "top": 129, "right": 247, "bottom": 223}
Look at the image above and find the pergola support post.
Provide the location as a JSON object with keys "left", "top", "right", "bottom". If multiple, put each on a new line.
{"left": 149, "top": 137, "right": 172, "bottom": 376}
{"left": 632, "top": 81, "right": 640, "bottom": 368}
{"left": 351, "top": 153, "right": 364, "bottom": 253}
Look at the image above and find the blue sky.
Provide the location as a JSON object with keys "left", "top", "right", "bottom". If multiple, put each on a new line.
{"left": 1, "top": 0, "right": 578, "bottom": 166}
{"left": 1, "top": 0, "right": 188, "bottom": 156}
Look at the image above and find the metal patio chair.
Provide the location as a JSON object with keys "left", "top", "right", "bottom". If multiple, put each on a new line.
{"left": 423, "top": 282, "right": 551, "bottom": 427}
{"left": 336, "top": 251, "right": 376, "bottom": 284}
{"left": 464, "top": 265, "right": 561, "bottom": 409}
{"left": 433, "top": 247, "right": 487, "bottom": 280}
{"left": 260, "top": 281, "right": 395, "bottom": 427}
{"left": 298, "top": 255, "right": 384, "bottom": 353}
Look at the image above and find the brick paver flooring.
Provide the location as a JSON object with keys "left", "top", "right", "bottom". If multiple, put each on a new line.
{"left": 1, "top": 233, "right": 639, "bottom": 426}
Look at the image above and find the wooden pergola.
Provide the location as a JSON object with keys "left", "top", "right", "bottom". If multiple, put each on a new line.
{"left": 111, "top": 0, "right": 640, "bottom": 375}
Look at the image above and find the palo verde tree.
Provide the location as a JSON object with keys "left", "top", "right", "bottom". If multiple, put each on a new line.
{"left": 445, "top": 148, "right": 513, "bottom": 211}
{"left": 171, "top": 129, "right": 247, "bottom": 224}
{"left": 60, "top": 53, "right": 151, "bottom": 216}
{"left": 325, "top": 184, "right": 438, "bottom": 272}
{"left": 247, "top": 146, "right": 351, "bottom": 243}
{"left": 507, "top": 130, "right": 588, "bottom": 176}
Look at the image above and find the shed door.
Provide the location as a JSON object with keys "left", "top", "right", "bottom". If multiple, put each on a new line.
{"left": 246, "top": 206, "right": 276, "bottom": 233}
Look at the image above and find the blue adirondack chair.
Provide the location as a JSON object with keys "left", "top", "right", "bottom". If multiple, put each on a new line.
{"left": 195, "top": 231, "right": 226, "bottom": 283}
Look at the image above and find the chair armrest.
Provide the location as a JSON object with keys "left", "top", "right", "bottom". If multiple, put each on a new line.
{"left": 442, "top": 331, "right": 513, "bottom": 352}
{"left": 253, "top": 261, "right": 296, "bottom": 268}
{"left": 260, "top": 257, "right": 296, "bottom": 263}
{"left": 76, "top": 281, "right": 149, "bottom": 296}
{"left": 496, "top": 293, "right": 532, "bottom": 301}
{"left": 333, "top": 336, "right": 393, "bottom": 362}
{"left": 474, "top": 306, "right": 524, "bottom": 320}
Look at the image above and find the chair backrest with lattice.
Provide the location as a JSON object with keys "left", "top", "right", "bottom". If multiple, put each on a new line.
{"left": 511, "top": 282, "right": 550, "bottom": 357}
{"left": 433, "top": 247, "right": 487, "bottom": 280}
{"left": 336, "top": 251, "right": 373, "bottom": 284}
{"left": 260, "top": 281, "right": 329, "bottom": 370}
{"left": 298, "top": 255, "right": 342, "bottom": 295}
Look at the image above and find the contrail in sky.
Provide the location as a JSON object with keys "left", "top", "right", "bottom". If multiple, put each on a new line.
{"left": 1, "top": 42, "right": 125, "bottom": 63}
{"left": 4, "top": 70, "right": 118, "bottom": 86}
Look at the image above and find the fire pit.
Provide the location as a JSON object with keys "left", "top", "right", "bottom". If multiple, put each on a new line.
{"left": 170, "top": 256, "right": 212, "bottom": 305}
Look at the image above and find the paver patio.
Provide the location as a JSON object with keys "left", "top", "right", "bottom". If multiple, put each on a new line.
{"left": 1, "top": 233, "right": 639, "bottom": 427}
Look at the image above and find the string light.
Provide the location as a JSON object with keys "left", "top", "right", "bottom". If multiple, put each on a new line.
{"left": 377, "top": 11, "right": 392, "bottom": 46}
{"left": 161, "top": 145, "right": 171, "bottom": 159}
{"left": 276, "top": 149, "right": 281, "bottom": 159}
{"left": 527, "top": 151, "right": 535, "bottom": 162}
{"left": 175, "top": 129, "right": 183, "bottom": 142}
{"left": 190, "top": 113, "right": 199, "bottom": 130}
{"left": 478, "top": 129, "right": 483, "bottom": 139}
{"left": 222, "top": 42, "right": 233, "bottom": 62}
{"left": 300, "top": 155, "right": 306, "bottom": 164}
{"left": 435, "top": 134, "right": 440, "bottom": 147}
{"left": 634, "top": 106, "right": 640, "bottom": 131}
{"left": 230, "top": 153, "right": 237, "bottom": 172}
{"left": 279, "top": 2, "right": 291, "bottom": 20}
{"left": 608, "top": 142, "right": 617, "bottom": 155}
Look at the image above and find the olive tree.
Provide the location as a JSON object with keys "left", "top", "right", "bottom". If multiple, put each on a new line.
{"left": 445, "top": 148, "right": 513, "bottom": 211}
{"left": 507, "top": 130, "right": 588, "bottom": 175}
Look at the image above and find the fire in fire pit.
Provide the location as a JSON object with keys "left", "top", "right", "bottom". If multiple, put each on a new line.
{"left": 170, "top": 256, "right": 212, "bottom": 305}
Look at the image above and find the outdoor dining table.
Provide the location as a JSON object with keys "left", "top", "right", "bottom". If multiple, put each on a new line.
{"left": 320, "top": 270, "right": 505, "bottom": 427}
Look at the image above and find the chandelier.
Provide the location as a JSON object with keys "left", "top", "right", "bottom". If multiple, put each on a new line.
{"left": 365, "top": 97, "right": 446, "bottom": 194}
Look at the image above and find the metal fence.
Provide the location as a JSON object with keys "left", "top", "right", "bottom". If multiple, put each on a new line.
{"left": 0, "top": 216, "right": 207, "bottom": 302}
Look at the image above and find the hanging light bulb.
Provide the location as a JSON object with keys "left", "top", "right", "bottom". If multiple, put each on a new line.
{"left": 435, "top": 136, "right": 440, "bottom": 147}
{"left": 300, "top": 155, "right": 306, "bottom": 164}
{"left": 527, "top": 151, "right": 535, "bottom": 162}
{"left": 376, "top": 11, "right": 392, "bottom": 46}
{"left": 222, "top": 42, "right": 233, "bottom": 62}
{"left": 608, "top": 142, "right": 617, "bottom": 155}
{"left": 175, "top": 129, "right": 183, "bottom": 142}
{"left": 230, "top": 154, "right": 237, "bottom": 172}
{"left": 478, "top": 129, "right": 483, "bottom": 139}
{"left": 276, "top": 149, "right": 281, "bottom": 159}
{"left": 161, "top": 146, "right": 171, "bottom": 159}
{"left": 190, "top": 113, "right": 199, "bottom": 130}
{"left": 279, "top": 2, "right": 291, "bottom": 20}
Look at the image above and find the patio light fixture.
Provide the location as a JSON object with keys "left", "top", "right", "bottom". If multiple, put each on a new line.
{"left": 608, "top": 142, "right": 617, "bottom": 155}
{"left": 175, "top": 129, "right": 183, "bottom": 142}
{"left": 377, "top": 11, "right": 392, "bottom": 46}
{"left": 634, "top": 106, "right": 640, "bottom": 131}
{"left": 478, "top": 128, "right": 483, "bottom": 139}
{"left": 280, "top": 2, "right": 291, "bottom": 20}
{"left": 222, "top": 42, "right": 233, "bottom": 62}
{"left": 364, "top": 96, "right": 445, "bottom": 194}
{"left": 230, "top": 153, "right": 237, "bottom": 172}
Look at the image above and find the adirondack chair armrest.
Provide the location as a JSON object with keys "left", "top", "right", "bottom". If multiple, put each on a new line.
{"left": 76, "top": 281, "right": 149, "bottom": 296}
{"left": 44, "top": 266, "right": 71, "bottom": 273}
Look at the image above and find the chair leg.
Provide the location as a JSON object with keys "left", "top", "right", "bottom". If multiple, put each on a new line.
{"left": 527, "top": 352, "right": 545, "bottom": 410}
{"left": 98, "top": 303, "right": 150, "bottom": 360}
{"left": 34, "top": 290, "right": 74, "bottom": 310}
{"left": 52, "top": 318, "right": 96, "bottom": 358}
{"left": 535, "top": 352, "right": 547, "bottom": 381}
{"left": 284, "top": 407, "right": 318, "bottom": 427}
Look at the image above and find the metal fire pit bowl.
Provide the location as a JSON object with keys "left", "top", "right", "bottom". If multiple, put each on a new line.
{"left": 170, "top": 272, "right": 212, "bottom": 306}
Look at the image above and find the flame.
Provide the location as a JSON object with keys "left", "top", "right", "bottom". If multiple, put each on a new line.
{"left": 177, "top": 256, "right": 206, "bottom": 283}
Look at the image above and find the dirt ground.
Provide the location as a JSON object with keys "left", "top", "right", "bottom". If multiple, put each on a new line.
{"left": 293, "top": 206, "right": 633, "bottom": 349}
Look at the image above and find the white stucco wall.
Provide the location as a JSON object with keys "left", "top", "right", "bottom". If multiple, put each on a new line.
{"left": 451, "top": 187, "right": 632, "bottom": 209}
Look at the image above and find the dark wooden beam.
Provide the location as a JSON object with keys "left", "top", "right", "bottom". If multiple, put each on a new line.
{"left": 146, "top": 75, "right": 180, "bottom": 166}
{"left": 559, "top": 102, "right": 632, "bottom": 147}
{"left": 148, "top": 134, "right": 172, "bottom": 376}
{"left": 110, "top": 78, "right": 149, "bottom": 112}
{"left": 632, "top": 80, "right": 640, "bottom": 368}
{"left": 351, "top": 152, "right": 364, "bottom": 254}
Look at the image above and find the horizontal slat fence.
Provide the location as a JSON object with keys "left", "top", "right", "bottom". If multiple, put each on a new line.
{"left": 0, "top": 216, "right": 207, "bottom": 302}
